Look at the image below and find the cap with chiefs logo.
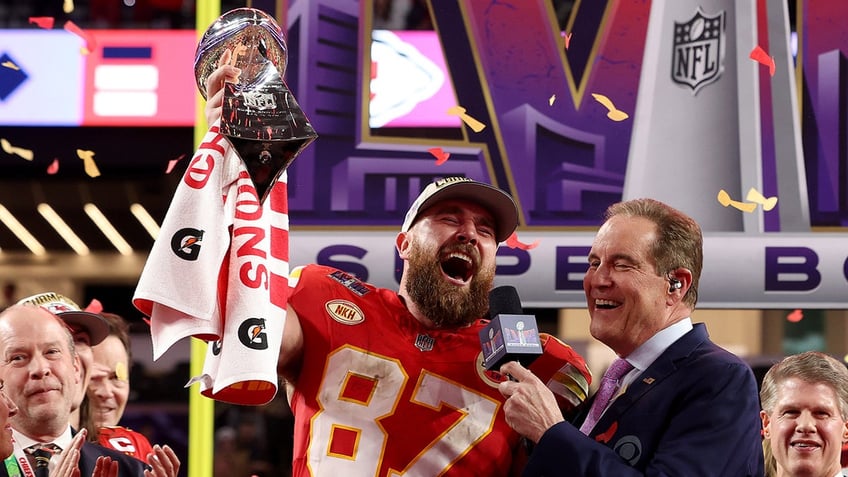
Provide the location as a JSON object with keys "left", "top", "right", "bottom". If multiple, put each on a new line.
{"left": 16, "top": 292, "right": 110, "bottom": 345}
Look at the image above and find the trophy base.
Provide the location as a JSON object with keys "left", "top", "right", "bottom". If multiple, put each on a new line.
{"left": 227, "top": 136, "right": 309, "bottom": 203}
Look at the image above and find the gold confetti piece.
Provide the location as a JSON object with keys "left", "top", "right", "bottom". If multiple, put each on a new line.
{"left": 115, "top": 361, "right": 128, "bottom": 381}
{"left": 591, "top": 93, "right": 629, "bottom": 121}
{"left": 549, "top": 94, "right": 556, "bottom": 106}
{"left": 717, "top": 189, "right": 757, "bottom": 213}
{"left": 1, "top": 138, "right": 34, "bottom": 161}
{"left": 446, "top": 105, "right": 486, "bottom": 132}
{"left": 77, "top": 149, "right": 101, "bottom": 177}
{"left": 1, "top": 61, "right": 19, "bottom": 71}
{"left": 63, "top": 0, "right": 74, "bottom": 14}
{"left": 745, "top": 187, "right": 778, "bottom": 211}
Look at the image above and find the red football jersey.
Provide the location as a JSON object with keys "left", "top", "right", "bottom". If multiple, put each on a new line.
{"left": 97, "top": 426, "right": 155, "bottom": 463}
{"left": 287, "top": 265, "right": 534, "bottom": 477}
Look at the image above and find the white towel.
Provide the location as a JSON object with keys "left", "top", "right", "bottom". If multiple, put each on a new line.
{"left": 133, "top": 122, "right": 288, "bottom": 405}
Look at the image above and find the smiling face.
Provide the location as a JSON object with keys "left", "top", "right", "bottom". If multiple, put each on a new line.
{"left": 0, "top": 306, "right": 81, "bottom": 440}
{"left": 88, "top": 335, "right": 130, "bottom": 428}
{"left": 762, "top": 377, "right": 848, "bottom": 477}
{"left": 0, "top": 382, "right": 17, "bottom": 459}
{"left": 583, "top": 215, "right": 679, "bottom": 356}
{"left": 68, "top": 327, "right": 93, "bottom": 412}
{"left": 397, "top": 199, "right": 499, "bottom": 328}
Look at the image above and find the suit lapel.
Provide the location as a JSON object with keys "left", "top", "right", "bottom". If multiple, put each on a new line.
{"left": 589, "top": 325, "right": 710, "bottom": 440}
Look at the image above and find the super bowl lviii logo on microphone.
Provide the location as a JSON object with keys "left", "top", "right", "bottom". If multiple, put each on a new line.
{"left": 671, "top": 7, "right": 726, "bottom": 94}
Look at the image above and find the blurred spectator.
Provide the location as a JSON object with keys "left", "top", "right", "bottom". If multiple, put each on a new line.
{"left": 81, "top": 311, "right": 180, "bottom": 476}
{"left": 404, "top": 0, "right": 432, "bottom": 29}
{"left": 373, "top": 0, "right": 412, "bottom": 30}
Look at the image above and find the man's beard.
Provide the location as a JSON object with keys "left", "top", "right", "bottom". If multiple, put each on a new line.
{"left": 404, "top": 240, "right": 494, "bottom": 328}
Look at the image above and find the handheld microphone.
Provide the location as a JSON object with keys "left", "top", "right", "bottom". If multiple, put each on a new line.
{"left": 479, "top": 286, "right": 543, "bottom": 371}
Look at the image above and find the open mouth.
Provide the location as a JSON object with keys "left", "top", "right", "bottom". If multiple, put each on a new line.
{"left": 791, "top": 441, "right": 821, "bottom": 450}
{"left": 441, "top": 252, "right": 474, "bottom": 283}
{"left": 594, "top": 299, "right": 621, "bottom": 310}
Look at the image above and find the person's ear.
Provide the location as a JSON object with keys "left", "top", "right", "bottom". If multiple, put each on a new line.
{"left": 72, "top": 353, "right": 82, "bottom": 385}
{"left": 760, "top": 410, "right": 771, "bottom": 438}
{"left": 396, "top": 232, "right": 411, "bottom": 259}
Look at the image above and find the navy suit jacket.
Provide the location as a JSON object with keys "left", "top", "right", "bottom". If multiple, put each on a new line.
{"left": 0, "top": 440, "right": 147, "bottom": 477}
{"left": 523, "top": 323, "right": 764, "bottom": 476}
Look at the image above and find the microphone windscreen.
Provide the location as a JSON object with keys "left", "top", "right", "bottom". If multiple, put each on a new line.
{"left": 487, "top": 285, "right": 523, "bottom": 318}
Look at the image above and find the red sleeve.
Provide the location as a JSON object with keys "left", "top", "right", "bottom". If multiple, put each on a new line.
{"left": 97, "top": 426, "right": 156, "bottom": 463}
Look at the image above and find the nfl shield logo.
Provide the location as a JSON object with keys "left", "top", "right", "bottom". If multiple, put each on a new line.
{"left": 671, "top": 7, "right": 726, "bottom": 94}
{"left": 414, "top": 334, "right": 435, "bottom": 352}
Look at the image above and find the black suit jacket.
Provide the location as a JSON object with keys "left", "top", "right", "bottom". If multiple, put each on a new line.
{"left": 0, "top": 441, "right": 147, "bottom": 477}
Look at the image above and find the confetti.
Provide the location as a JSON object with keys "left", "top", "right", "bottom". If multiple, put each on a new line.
{"left": 549, "top": 94, "right": 556, "bottom": 106}
{"left": 595, "top": 421, "right": 618, "bottom": 444}
{"left": 165, "top": 153, "right": 186, "bottom": 174}
{"left": 1, "top": 138, "right": 34, "bottom": 161}
{"left": 77, "top": 149, "right": 101, "bottom": 178}
{"left": 745, "top": 187, "right": 778, "bottom": 211}
{"left": 84, "top": 298, "right": 103, "bottom": 313}
{"left": 427, "top": 147, "right": 450, "bottom": 165}
{"left": 63, "top": 0, "right": 74, "bottom": 14}
{"left": 446, "top": 105, "right": 486, "bottom": 133}
{"left": 562, "top": 32, "right": 573, "bottom": 50}
{"left": 29, "top": 17, "right": 55, "bottom": 29}
{"left": 749, "top": 46, "right": 775, "bottom": 77}
{"left": 505, "top": 232, "right": 540, "bottom": 250}
{"left": 2, "top": 61, "right": 20, "bottom": 71}
{"left": 786, "top": 309, "right": 803, "bottom": 323}
{"left": 716, "top": 190, "right": 750, "bottom": 212}
{"left": 591, "top": 93, "right": 629, "bottom": 121}
{"left": 46, "top": 159, "right": 60, "bottom": 174}
{"left": 115, "top": 362, "right": 128, "bottom": 381}
{"left": 716, "top": 189, "right": 756, "bottom": 213}
{"left": 64, "top": 21, "right": 94, "bottom": 55}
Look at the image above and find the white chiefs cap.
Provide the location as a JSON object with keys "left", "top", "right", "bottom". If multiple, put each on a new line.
{"left": 17, "top": 292, "right": 109, "bottom": 345}
{"left": 401, "top": 177, "right": 519, "bottom": 242}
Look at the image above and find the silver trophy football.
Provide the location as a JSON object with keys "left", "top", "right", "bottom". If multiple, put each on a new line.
{"left": 194, "top": 8, "right": 317, "bottom": 203}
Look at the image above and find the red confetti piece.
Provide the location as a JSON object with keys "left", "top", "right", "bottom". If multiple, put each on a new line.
{"left": 63, "top": 20, "right": 94, "bottom": 54}
{"left": 786, "top": 309, "right": 803, "bottom": 322}
{"left": 165, "top": 153, "right": 186, "bottom": 174}
{"left": 749, "top": 46, "right": 775, "bottom": 77}
{"left": 29, "top": 17, "right": 55, "bottom": 29}
{"left": 561, "top": 32, "right": 573, "bottom": 50}
{"left": 427, "top": 147, "right": 450, "bottom": 165}
{"left": 505, "top": 232, "right": 540, "bottom": 250}
{"left": 595, "top": 421, "right": 618, "bottom": 444}
{"left": 84, "top": 298, "right": 103, "bottom": 314}
{"left": 46, "top": 159, "right": 59, "bottom": 174}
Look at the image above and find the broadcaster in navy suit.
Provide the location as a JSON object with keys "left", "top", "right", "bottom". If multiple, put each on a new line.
{"left": 499, "top": 198, "right": 764, "bottom": 476}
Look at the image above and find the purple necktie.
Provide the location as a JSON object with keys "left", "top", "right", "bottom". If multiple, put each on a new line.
{"left": 579, "top": 358, "right": 634, "bottom": 435}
